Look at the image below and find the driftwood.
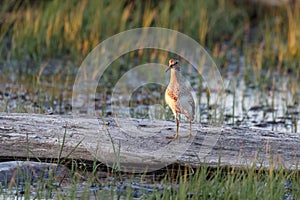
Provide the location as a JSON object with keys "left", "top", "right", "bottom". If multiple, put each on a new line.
{"left": 0, "top": 112, "right": 299, "bottom": 172}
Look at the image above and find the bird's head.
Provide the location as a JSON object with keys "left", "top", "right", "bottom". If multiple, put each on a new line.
{"left": 166, "top": 59, "right": 180, "bottom": 72}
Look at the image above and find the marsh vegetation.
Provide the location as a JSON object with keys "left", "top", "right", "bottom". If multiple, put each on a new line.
{"left": 0, "top": 0, "right": 299, "bottom": 199}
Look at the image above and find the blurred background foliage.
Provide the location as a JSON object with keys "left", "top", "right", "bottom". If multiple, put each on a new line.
{"left": 0, "top": 0, "right": 299, "bottom": 73}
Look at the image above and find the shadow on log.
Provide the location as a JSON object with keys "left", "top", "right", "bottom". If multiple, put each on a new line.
{"left": 0, "top": 113, "right": 299, "bottom": 172}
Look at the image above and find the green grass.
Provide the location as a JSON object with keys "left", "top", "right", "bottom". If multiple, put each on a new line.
{"left": 0, "top": 159, "right": 299, "bottom": 199}
{"left": 0, "top": 0, "right": 299, "bottom": 73}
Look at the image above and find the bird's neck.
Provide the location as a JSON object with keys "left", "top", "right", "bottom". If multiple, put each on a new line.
{"left": 170, "top": 69, "right": 181, "bottom": 84}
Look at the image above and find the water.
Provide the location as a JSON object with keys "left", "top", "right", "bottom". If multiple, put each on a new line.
{"left": 0, "top": 60, "right": 299, "bottom": 133}
{"left": 0, "top": 161, "right": 173, "bottom": 199}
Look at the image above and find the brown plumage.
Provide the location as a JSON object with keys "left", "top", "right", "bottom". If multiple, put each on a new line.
{"left": 165, "top": 59, "right": 195, "bottom": 140}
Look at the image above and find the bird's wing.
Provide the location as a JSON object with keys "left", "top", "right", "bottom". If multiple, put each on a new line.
{"left": 178, "top": 86, "right": 195, "bottom": 120}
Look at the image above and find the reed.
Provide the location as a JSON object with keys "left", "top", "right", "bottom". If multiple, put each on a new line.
{"left": 2, "top": 0, "right": 298, "bottom": 70}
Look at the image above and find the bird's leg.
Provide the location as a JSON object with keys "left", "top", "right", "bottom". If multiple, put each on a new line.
{"left": 167, "top": 117, "right": 179, "bottom": 142}
{"left": 174, "top": 117, "right": 179, "bottom": 139}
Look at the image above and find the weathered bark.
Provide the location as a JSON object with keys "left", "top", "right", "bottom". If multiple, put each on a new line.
{"left": 0, "top": 113, "right": 299, "bottom": 172}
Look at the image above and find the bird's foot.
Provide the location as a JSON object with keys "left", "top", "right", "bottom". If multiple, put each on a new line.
{"left": 166, "top": 134, "right": 179, "bottom": 143}
{"left": 171, "top": 133, "right": 194, "bottom": 142}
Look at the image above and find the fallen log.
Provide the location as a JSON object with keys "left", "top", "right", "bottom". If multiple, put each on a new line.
{"left": 0, "top": 112, "right": 299, "bottom": 172}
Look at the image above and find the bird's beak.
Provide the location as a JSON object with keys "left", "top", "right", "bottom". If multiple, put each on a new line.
{"left": 165, "top": 63, "right": 174, "bottom": 72}
{"left": 165, "top": 66, "right": 172, "bottom": 72}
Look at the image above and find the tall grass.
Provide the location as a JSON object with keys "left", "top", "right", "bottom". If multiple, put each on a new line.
{"left": 1, "top": 0, "right": 299, "bottom": 72}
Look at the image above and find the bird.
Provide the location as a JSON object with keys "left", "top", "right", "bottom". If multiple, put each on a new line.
{"left": 165, "top": 58, "right": 195, "bottom": 140}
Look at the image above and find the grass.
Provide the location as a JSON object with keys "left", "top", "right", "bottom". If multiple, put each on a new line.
{"left": 0, "top": 1, "right": 299, "bottom": 199}
{"left": 0, "top": 0, "right": 299, "bottom": 72}
{"left": 1, "top": 157, "right": 299, "bottom": 199}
